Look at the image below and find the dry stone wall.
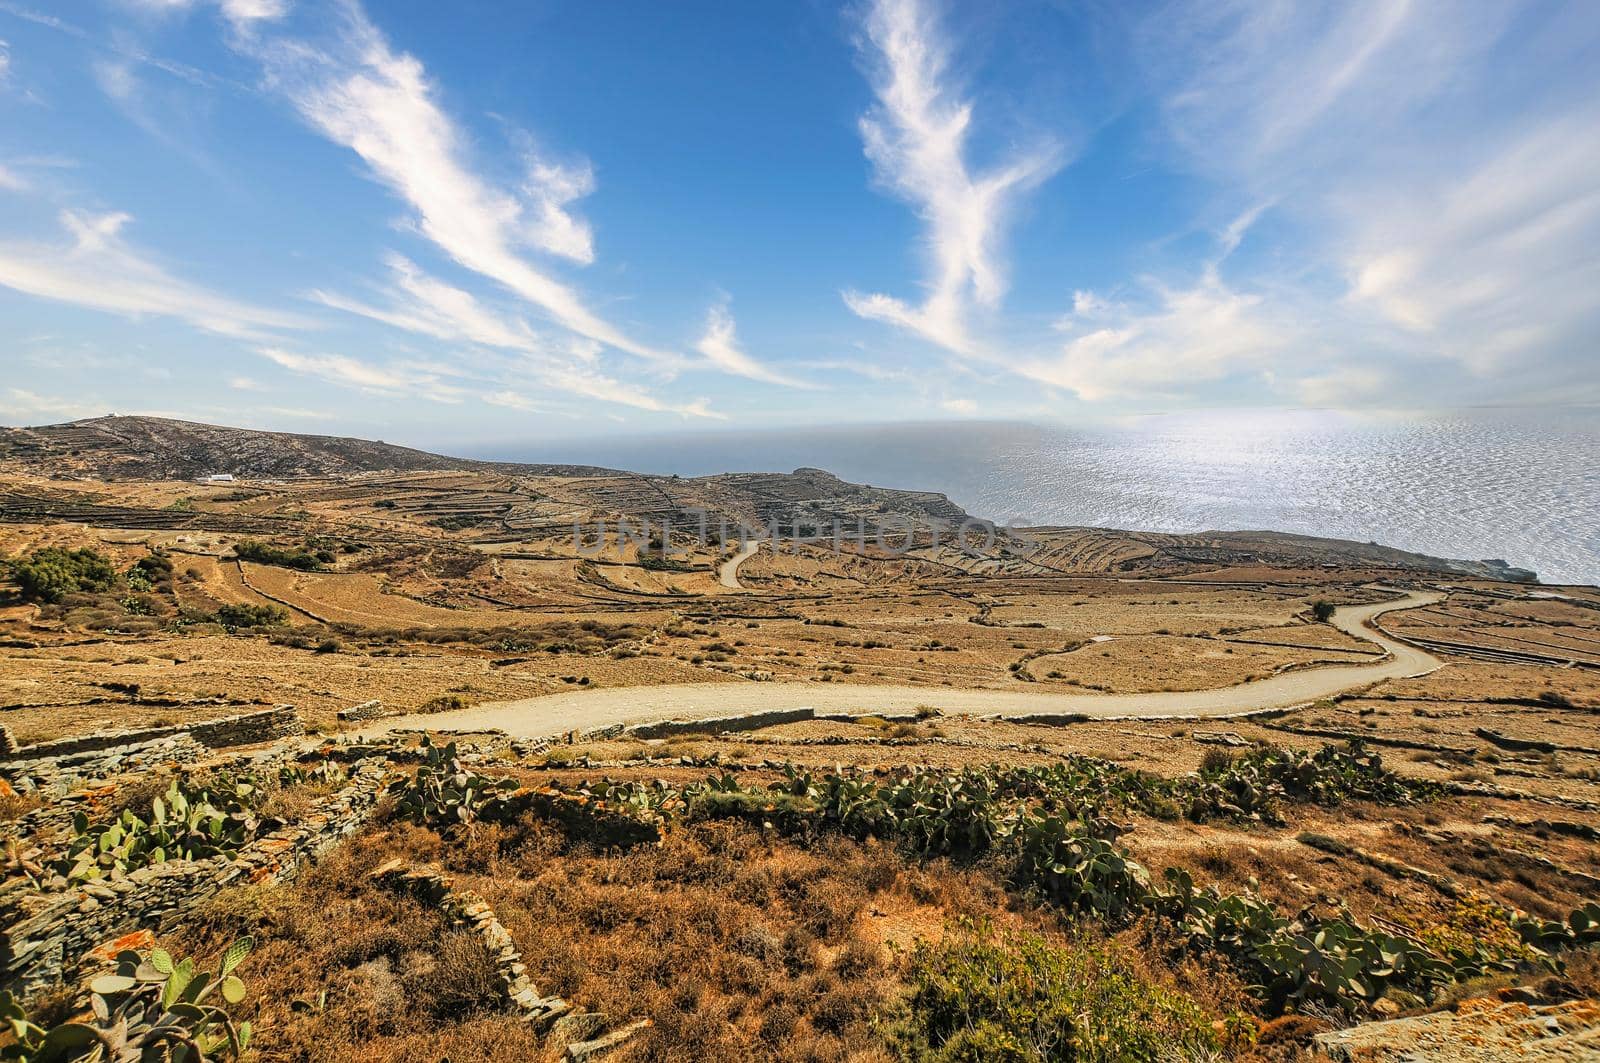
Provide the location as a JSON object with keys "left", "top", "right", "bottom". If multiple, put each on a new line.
{"left": 0, "top": 757, "right": 389, "bottom": 995}
{"left": 0, "top": 733, "right": 208, "bottom": 799}
{"left": 371, "top": 860, "right": 571, "bottom": 1028}
{"left": 6, "top": 742, "right": 303, "bottom": 842}
{"left": 188, "top": 706, "right": 304, "bottom": 747}
{"left": 0, "top": 707, "right": 303, "bottom": 767}
{"left": 586, "top": 706, "right": 817, "bottom": 742}
{"left": 337, "top": 699, "right": 385, "bottom": 722}
{"left": 371, "top": 859, "right": 650, "bottom": 1061}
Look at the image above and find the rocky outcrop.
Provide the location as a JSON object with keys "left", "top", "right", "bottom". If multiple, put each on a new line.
{"left": 1314, "top": 997, "right": 1600, "bottom": 1061}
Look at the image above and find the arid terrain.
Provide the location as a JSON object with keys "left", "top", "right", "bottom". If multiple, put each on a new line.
{"left": 2, "top": 417, "right": 1597, "bottom": 1062}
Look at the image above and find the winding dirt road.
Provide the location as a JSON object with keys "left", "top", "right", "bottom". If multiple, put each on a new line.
{"left": 717, "top": 540, "right": 760, "bottom": 590}
{"left": 370, "top": 588, "right": 1443, "bottom": 740}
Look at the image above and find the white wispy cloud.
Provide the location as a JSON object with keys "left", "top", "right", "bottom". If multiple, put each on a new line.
{"left": 310, "top": 252, "right": 543, "bottom": 353}
{"left": 260, "top": 404, "right": 334, "bottom": 419}
{"left": 1292, "top": 367, "right": 1389, "bottom": 407}
{"left": 844, "top": 0, "right": 1061, "bottom": 353}
{"left": 93, "top": 58, "right": 139, "bottom": 103}
{"left": 242, "top": 4, "right": 665, "bottom": 360}
{"left": 533, "top": 364, "right": 719, "bottom": 419}
{"left": 482, "top": 389, "right": 548, "bottom": 414}
{"left": 794, "top": 358, "right": 914, "bottom": 384}
{"left": 0, "top": 164, "right": 25, "bottom": 192}
{"left": 1029, "top": 265, "right": 1294, "bottom": 402}
{"left": 519, "top": 153, "right": 596, "bottom": 265}
{"left": 121, "top": 0, "right": 289, "bottom": 29}
{"left": 0, "top": 210, "right": 308, "bottom": 338}
{"left": 1340, "top": 109, "right": 1600, "bottom": 374}
{"left": 1125, "top": 0, "right": 1600, "bottom": 403}
{"left": 309, "top": 253, "right": 719, "bottom": 417}
{"left": 256, "top": 346, "right": 467, "bottom": 403}
{"left": 693, "top": 301, "right": 815, "bottom": 389}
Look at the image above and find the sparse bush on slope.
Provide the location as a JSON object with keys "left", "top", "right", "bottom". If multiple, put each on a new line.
{"left": 885, "top": 922, "right": 1218, "bottom": 1063}
{"left": 232, "top": 539, "right": 323, "bottom": 571}
{"left": 6, "top": 547, "right": 117, "bottom": 603}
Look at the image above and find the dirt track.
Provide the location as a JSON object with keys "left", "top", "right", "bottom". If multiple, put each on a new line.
{"left": 717, "top": 540, "right": 760, "bottom": 589}
{"left": 371, "top": 588, "right": 1443, "bottom": 739}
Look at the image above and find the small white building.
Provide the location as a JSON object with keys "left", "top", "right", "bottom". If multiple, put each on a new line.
{"left": 200, "top": 473, "right": 236, "bottom": 483}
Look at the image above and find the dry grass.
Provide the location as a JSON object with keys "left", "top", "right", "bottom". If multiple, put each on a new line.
{"left": 179, "top": 841, "right": 543, "bottom": 1063}
{"left": 172, "top": 814, "right": 1034, "bottom": 1062}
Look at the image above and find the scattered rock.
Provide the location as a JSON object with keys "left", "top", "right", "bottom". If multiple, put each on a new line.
{"left": 1314, "top": 998, "right": 1600, "bottom": 1061}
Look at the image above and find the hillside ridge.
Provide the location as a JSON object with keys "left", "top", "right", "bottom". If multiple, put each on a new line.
{"left": 0, "top": 414, "right": 1537, "bottom": 582}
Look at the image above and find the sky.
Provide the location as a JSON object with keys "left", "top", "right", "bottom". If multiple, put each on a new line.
{"left": 0, "top": 0, "right": 1597, "bottom": 450}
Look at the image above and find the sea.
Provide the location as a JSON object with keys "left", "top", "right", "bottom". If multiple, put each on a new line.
{"left": 476, "top": 408, "right": 1600, "bottom": 586}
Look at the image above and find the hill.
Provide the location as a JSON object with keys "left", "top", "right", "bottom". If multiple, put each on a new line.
{"left": 0, "top": 414, "right": 1537, "bottom": 582}
{"left": 0, "top": 415, "right": 617, "bottom": 481}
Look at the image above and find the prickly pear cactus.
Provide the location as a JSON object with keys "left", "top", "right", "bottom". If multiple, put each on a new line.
{"left": 386, "top": 738, "right": 520, "bottom": 828}
{"left": 53, "top": 778, "right": 260, "bottom": 886}
{"left": 0, "top": 937, "right": 255, "bottom": 1062}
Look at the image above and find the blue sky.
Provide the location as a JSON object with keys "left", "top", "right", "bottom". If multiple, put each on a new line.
{"left": 0, "top": 0, "right": 1597, "bottom": 449}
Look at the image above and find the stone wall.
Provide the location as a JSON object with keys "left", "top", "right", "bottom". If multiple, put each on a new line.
{"left": 1, "top": 706, "right": 304, "bottom": 765}
{"left": 614, "top": 706, "right": 816, "bottom": 741}
{"left": 371, "top": 860, "right": 570, "bottom": 1027}
{"left": 188, "top": 706, "right": 304, "bottom": 747}
{"left": 371, "top": 860, "right": 650, "bottom": 1060}
{"left": 0, "top": 733, "right": 208, "bottom": 799}
{"left": 337, "top": 699, "right": 386, "bottom": 723}
{"left": 7, "top": 743, "right": 304, "bottom": 841}
{"left": 0, "top": 757, "right": 390, "bottom": 996}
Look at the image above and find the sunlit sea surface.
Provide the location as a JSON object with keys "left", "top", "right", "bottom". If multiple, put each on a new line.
{"left": 482, "top": 409, "right": 1600, "bottom": 586}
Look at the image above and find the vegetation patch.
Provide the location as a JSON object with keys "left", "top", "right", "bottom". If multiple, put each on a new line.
{"left": 5, "top": 547, "right": 117, "bottom": 604}
{"left": 233, "top": 540, "right": 325, "bottom": 572}
{"left": 884, "top": 921, "right": 1218, "bottom": 1062}
{"left": 0, "top": 937, "right": 256, "bottom": 1061}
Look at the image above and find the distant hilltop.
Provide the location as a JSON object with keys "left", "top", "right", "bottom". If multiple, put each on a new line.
{"left": 0, "top": 415, "right": 620, "bottom": 482}
{"left": 0, "top": 414, "right": 1537, "bottom": 583}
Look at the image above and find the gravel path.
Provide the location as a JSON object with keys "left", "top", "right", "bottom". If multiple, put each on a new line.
{"left": 716, "top": 540, "right": 760, "bottom": 590}
{"left": 369, "top": 588, "right": 1443, "bottom": 740}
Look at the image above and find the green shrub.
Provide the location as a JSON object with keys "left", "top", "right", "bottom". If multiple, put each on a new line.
{"left": 386, "top": 738, "right": 519, "bottom": 828}
{"left": 131, "top": 552, "right": 174, "bottom": 579}
{"left": 232, "top": 539, "right": 323, "bottom": 571}
{"left": 885, "top": 922, "right": 1217, "bottom": 1062}
{"left": 687, "top": 787, "right": 819, "bottom": 833}
{"left": 1181, "top": 740, "right": 1433, "bottom": 824}
{"left": 638, "top": 553, "right": 692, "bottom": 572}
{"left": 214, "top": 603, "right": 288, "bottom": 630}
{"left": 428, "top": 513, "right": 494, "bottom": 531}
{"left": 6, "top": 547, "right": 117, "bottom": 603}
